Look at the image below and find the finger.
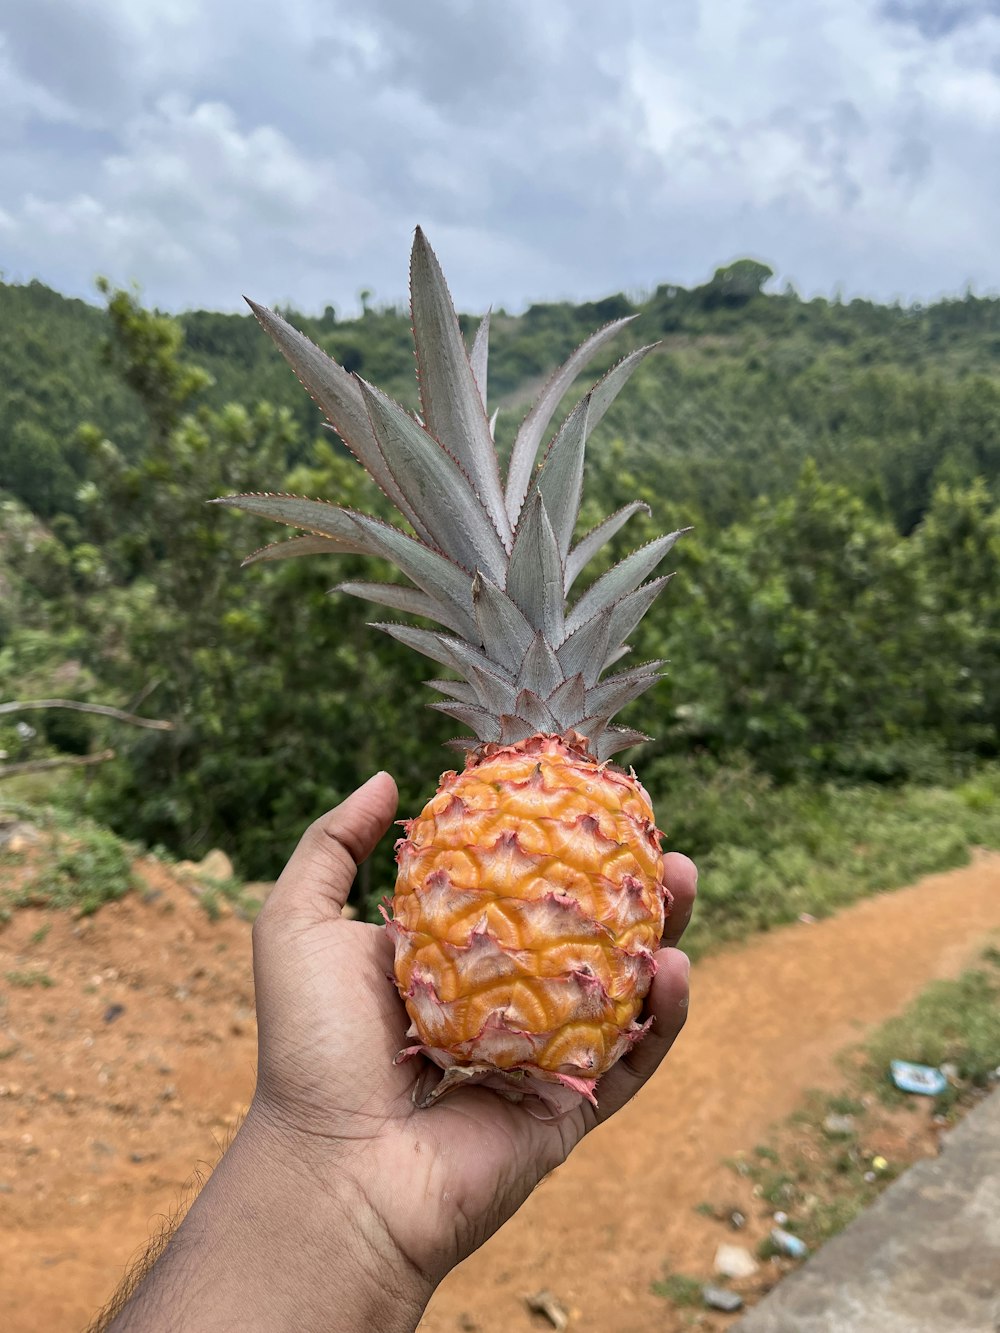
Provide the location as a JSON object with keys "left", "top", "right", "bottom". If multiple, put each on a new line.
{"left": 593, "top": 947, "right": 690, "bottom": 1122}
{"left": 661, "top": 852, "right": 697, "bottom": 948}
{"left": 269, "top": 771, "right": 399, "bottom": 918}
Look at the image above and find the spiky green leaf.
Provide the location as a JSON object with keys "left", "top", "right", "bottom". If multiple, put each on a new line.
{"left": 505, "top": 315, "right": 635, "bottom": 523}
{"left": 244, "top": 300, "right": 429, "bottom": 541}
{"left": 357, "top": 378, "right": 507, "bottom": 581}
{"left": 410, "top": 230, "right": 511, "bottom": 547}
{"left": 566, "top": 531, "right": 684, "bottom": 636}
{"left": 506, "top": 492, "right": 564, "bottom": 643}
{"left": 565, "top": 502, "right": 650, "bottom": 592}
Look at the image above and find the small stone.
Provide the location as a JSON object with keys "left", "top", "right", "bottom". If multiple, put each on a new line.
{"left": 864, "top": 1171, "right": 877, "bottom": 1183}
{"left": 714, "top": 1243, "right": 759, "bottom": 1279}
{"left": 129, "top": 1150, "right": 154, "bottom": 1163}
{"left": 939, "top": 1062, "right": 959, "bottom": 1081}
{"left": 524, "top": 1290, "right": 568, "bottom": 1330}
{"left": 161, "top": 1084, "right": 177, "bottom": 1102}
{"left": 702, "top": 1286, "right": 744, "bottom": 1313}
{"left": 729, "top": 1209, "right": 747, "bottom": 1230}
{"left": 773, "top": 1211, "right": 789, "bottom": 1226}
{"left": 797, "top": 912, "right": 817, "bottom": 924}
{"left": 0, "top": 1181, "right": 12, "bottom": 1193}
{"left": 823, "top": 1113, "right": 856, "bottom": 1136}
{"left": 197, "top": 849, "right": 234, "bottom": 882}
{"left": 103, "top": 1004, "right": 125, "bottom": 1024}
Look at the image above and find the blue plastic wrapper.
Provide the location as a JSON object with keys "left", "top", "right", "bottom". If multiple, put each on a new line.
{"left": 770, "top": 1227, "right": 809, "bottom": 1259}
{"left": 890, "top": 1059, "right": 948, "bottom": 1096}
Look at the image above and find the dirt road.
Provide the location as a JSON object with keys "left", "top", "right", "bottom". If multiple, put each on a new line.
{"left": 2, "top": 850, "right": 999, "bottom": 1331}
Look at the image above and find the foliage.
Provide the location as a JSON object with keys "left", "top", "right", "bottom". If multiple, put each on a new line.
{"left": 653, "top": 761, "right": 1000, "bottom": 957}
{"left": 865, "top": 949, "right": 1000, "bottom": 1116}
{"left": 2, "top": 270, "right": 1000, "bottom": 902}
{"left": 650, "top": 1272, "right": 704, "bottom": 1307}
{"left": 720, "top": 948, "right": 1000, "bottom": 1262}
{"left": 653, "top": 466, "right": 983, "bottom": 779}
{"left": 0, "top": 805, "right": 136, "bottom": 918}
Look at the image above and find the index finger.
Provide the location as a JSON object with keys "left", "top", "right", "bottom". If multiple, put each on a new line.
{"left": 661, "top": 851, "right": 697, "bottom": 948}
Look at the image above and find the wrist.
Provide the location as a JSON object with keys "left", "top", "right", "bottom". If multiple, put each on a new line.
{"left": 241, "top": 1096, "right": 436, "bottom": 1327}
{"left": 112, "top": 1097, "right": 433, "bottom": 1333}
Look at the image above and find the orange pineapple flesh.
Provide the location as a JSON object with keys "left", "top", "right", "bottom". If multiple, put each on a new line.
{"left": 389, "top": 734, "right": 670, "bottom": 1111}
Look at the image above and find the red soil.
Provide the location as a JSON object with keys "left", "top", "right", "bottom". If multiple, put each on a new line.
{"left": 1, "top": 847, "right": 999, "bottom": 1332}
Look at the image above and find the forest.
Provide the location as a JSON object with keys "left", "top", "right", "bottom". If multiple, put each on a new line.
{"left": 2, "top": 259, "right": 999, "bottom": 925}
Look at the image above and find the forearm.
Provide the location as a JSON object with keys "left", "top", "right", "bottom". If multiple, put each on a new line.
{"left": 104, "top": 1103, "right": 433, "bottom": 1333}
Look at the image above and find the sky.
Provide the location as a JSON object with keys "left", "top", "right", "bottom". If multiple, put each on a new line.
{"left": 2, "top": 0, "right": 1000, "bottom": 315}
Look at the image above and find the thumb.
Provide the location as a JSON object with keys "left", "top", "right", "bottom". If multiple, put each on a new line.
{"left": 269, "top": 771, "right": 399, "bottom": 919}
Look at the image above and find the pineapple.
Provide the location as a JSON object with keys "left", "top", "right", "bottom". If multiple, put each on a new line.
{"left": 218, "top": 229, "right": 684, "bottom": 1114}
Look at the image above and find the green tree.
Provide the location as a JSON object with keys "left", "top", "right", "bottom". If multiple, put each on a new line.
{"left": 72, "top": 288, "right": 451, "bottom": 891}
{"left": 660, "top": 466, "right": 974, "bottom": 779}
{"left": 913, "top": 480, "right": 1000, "bottom": 754}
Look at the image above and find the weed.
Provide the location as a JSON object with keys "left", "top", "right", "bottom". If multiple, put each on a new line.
{"left": 29, "top": 922, "right": 51, "bottom": 946}
{"left": 0, "top": 803, "right": 135, "bottom": 918}
{"left": 712, "top": 952, "right": 1000, "bottom": 1264}
{"left": 643, "top": 760, "right": 1000, "bottom": 957}
{"left": 864, "top": 947, "right": 1000, "bottom": 1118}
{"left": 6, "top": 969, "right": 54, "bottom": 988}
{"left": 651, "top": 1273, "right": 704, "bottom": 1307}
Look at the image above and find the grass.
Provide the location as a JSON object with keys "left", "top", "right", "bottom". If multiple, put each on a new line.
{"left": 5, "top": 969, "right": 54, "bottom": 988}
{"left": 0, "top": 802, "right": 136, "bottom": 919}
{"left": 721, "top": 948, "right": 1000, "bottom": 1257}
{"left": 864, "top": 953, "right": 1000, "bottom": 1118}
{"left": 650, "top": 1272, "right": 704, "bottom": 1307}
{"left": 2, "top": 760, "right": 1000, "bottom": 943}
{"left": 646, "top": 760, "right": 1000, "bottom": 957}
{"left": 195, "top": 875, "right": 258, "bottom": 922}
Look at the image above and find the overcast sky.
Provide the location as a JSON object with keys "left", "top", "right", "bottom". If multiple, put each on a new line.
{"left": 2, "top": 0, "right": 1000, "bottom": 315}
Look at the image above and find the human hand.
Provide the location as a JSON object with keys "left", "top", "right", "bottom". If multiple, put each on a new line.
{"left": 248, "top": 772, "right": 696, "bottom": 1305}
{"left": 106, "top": 772, "right": 695, "bottom": 1333}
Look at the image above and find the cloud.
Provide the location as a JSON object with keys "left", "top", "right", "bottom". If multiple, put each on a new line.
{"left": 881, "top": 0, "right": 1000, "bottom": 39}
{"left": 2, "top": 0, "right": 1000, "bottom": 312}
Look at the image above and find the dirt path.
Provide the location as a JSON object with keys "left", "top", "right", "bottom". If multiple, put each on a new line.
{"left": 1, "top": 850, "right": 999, "bottom": 1332}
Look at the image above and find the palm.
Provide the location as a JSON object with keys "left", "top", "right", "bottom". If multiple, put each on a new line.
{"left": 255, "top": 911, "right": 584, "bottom": 1276}
{"left": 251, "top": 774, "right": 694, "bottom": 1282}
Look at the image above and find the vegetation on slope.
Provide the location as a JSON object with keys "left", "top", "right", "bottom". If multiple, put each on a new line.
{"left": 2, "top": 260, "right": 999, "bottom": 910}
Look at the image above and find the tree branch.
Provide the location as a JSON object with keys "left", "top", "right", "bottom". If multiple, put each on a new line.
{"left": 0, "top": 749, "right": 117, "bottom": 780}
{"left": 0, "top": 699, "right": 173, "bottom": 731}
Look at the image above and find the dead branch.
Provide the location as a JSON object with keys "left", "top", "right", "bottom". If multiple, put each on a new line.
{"left": 0, "top": 699, "right": 173, "bottom": 731}
{"left": 0, "top": 749, "right": 117, "bottom": 780}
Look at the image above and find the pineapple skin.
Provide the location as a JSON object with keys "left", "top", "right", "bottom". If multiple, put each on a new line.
{"left": 389, "top": 733, "right": 670, "bottom": 1110}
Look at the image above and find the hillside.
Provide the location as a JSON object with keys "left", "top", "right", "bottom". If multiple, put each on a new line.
{"left": 4, "top": 266, "right": 1000, "bottom": 533}
{"left": 1, "top": 258, "right": 999, "bottom": 887}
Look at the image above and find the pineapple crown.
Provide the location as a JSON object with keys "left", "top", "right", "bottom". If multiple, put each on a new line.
{"left": 215, "top": 228, "right": 684, "bottom": 761}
